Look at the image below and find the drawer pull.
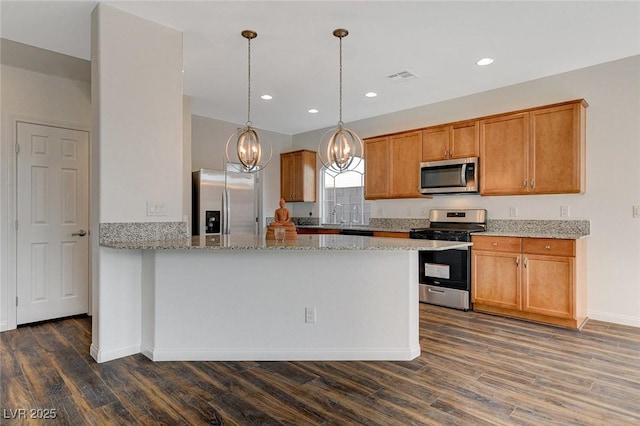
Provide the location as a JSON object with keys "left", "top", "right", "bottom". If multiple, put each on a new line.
{"left": 492, "top": 242, "right": 498, "bottom": 247}
{"left": 545, "top": 245, "right": 551, "bottom": 250}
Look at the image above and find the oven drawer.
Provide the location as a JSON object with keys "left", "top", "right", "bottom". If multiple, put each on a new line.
{"left": 523, "top": 238, "right": 575, "bottom": 256}
{"left": 472, "top": 235, "right": 521, "bottom": 252}
{"left": 419, "top": 284, "right": 470, "bottom": 311}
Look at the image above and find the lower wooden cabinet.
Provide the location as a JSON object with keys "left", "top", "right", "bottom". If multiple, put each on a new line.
{"left": 296, "top": 227, "right": 340, "bottom": 235}
{"left": 373, "top": 231, "right": 409, "bottom": 239}
{"left": 471, "top": 235, "right": 587, "bottom": 329}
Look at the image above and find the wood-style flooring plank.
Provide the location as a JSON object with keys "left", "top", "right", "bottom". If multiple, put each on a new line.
{"left": 2, "top": 304, "right": 639, "bottom": 425}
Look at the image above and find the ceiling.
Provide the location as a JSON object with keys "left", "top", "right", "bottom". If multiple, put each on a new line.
{"left": 2, "top": 1, "right": 639, "bottom": 135}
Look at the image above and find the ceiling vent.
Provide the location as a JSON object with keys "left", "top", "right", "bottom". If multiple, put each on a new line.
{"left": 387, "top": 70, "right": 419, "bottom": 82}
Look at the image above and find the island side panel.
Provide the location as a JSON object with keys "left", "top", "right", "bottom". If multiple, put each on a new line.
{"left": 143, "top": 249, "right": 419, "bottom": 361}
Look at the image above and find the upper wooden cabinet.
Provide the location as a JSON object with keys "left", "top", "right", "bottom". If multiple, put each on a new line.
{"left": 479, "top": 112, "right": 530, "bottom": 195}
{"left": 480, "top": 100, "right": 587, "bottom": 195}
{"left": 390, "top": 131, "right": 422, "bottom": 198}
{"left": 364, "top": 136, "right": 390, "bottom": 199}
{"left": 280, "top": 150, "right": 316, "bottom": 202}
{"left": 422, "top": 121, "right": 479, "bottom": 162}
{"left": 365, "top": 131, "right": 422, "bottom": 199}
{"left": 362, "top": 98, "right": 586, "bottom": 199}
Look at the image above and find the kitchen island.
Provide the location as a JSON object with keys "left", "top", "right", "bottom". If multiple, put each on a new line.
{"left": 101, "top": 234, "right": 470, "bottom": 362}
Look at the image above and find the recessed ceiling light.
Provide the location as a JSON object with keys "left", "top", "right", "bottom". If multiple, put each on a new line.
{"left": 476, "top": 57, "right": 494, "bottom": 66}
{"left": 260, "top": 94, "right": 273, "bottom": 100}
{"left": 308, "top": 108, "right": 319, "bottom": 114}
{"left": 365, "top": 92, "right": 378, "bottom": 98}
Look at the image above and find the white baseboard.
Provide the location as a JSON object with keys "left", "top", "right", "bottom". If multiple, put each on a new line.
{"left": 588, "top": 310, "right": 640, "bottom": 328}
{"left": 0, "top": 320, "right": 8, "bottom": 332}
{"left": 90, "top": 342, "right": 141, "bottom": 363}
{"left": 144, "top": 345, "right": 421, "bottom": 362}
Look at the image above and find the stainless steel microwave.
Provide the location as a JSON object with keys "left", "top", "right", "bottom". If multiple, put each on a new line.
{"left": 419, "top": 157, "right": 479, "bottom": 194}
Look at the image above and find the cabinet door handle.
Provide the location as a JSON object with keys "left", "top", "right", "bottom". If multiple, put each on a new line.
{"left": 524, "top": 258, "right": 528, "bottom": 268}
{"left": 531, "top": 179, "right": 536, "bottom": 189}
{"left": 523, "top": 179, "right": 528, "bottom": 189}
{"left": 516, "top": 256, "right": 520, "bottom": 267}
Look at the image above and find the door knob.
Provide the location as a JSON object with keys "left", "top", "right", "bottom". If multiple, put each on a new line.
{"left": 72, "top": 229, "right": 87, "bottom": 237}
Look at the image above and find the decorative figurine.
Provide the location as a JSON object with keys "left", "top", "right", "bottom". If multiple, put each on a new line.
{"left": 266, "top": 198, "right": 298, "bottom": 240}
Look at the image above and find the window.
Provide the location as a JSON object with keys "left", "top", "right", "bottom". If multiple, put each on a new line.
{"left": 321, "top": 157, "right": 370, "bottom": 225}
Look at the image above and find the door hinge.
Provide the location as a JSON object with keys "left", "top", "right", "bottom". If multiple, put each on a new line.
{"left": 16, "top": 296, "right": 19, "bottom": 307}
{"left": 15, "top": 219, "right": 18, "bottom": 231}
{"left": 15, "top": 143, "right": 20, "bottom": 154}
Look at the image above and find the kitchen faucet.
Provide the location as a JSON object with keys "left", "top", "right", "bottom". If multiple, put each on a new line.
{"left": 332, "top": 204, "right": 345, "bottom": 225}
{"left": 352, "top": 205, "right": 359, "bottom": 226}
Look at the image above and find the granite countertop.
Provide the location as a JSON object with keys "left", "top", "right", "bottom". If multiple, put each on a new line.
{"left": 100, "top": 234, "right": 472, "bottom": 251}
{"left": 478, "top": 231, "right": 589, "bottom": 239}
{"left": 296, "top": 225, "right": 412, "bottom": 233}
{"left": 298, "top": 219, "right": 591, "bottom": 239}
{"left": 481, "top": 219, "right": 590, "bottom": 239}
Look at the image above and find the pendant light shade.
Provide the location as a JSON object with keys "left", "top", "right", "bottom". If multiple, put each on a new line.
{"left": 225, "top": 30, "right": 272, "bottom": 173}
{"left": 317, "top": 28, "right": 363, "bottom": 174}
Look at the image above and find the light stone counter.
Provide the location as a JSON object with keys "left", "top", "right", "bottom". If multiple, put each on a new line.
{"left": 100, "top": 233, "right": 471, "bottom": 251}
{"left": 483, "top": 219, "right": 590, "bottom": 239}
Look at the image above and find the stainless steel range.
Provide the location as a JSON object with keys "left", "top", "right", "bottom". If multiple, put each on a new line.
{"left": 409, "top": 209, "right": 486, "bottom": 311}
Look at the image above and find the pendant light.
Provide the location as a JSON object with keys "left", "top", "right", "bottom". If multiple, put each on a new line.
{"left": 317, "top": 28, "right": 363, "bottom": 174}
{"left": 225, "top": 30, "right": 272, "bottom": 173}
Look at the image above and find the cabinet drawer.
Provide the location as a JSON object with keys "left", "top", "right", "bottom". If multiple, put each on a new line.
{"left": 523, "top": 238, "right": 575, "bottom": 256}
{"left": 472, "top": 236, "right": 521, "bottom": 252}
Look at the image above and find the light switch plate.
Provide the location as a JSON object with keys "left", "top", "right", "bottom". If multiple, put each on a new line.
{"left": 633, "top": 205, "right": 640, "bottom": 218}
{"left": 560, "top": 205, "right": 570, "bottom": 217}
{"left": 147, "top": 201, "right": 167, "bottom": 216}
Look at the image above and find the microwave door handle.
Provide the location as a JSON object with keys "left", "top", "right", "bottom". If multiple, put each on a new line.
{"left": 460, "top": 163, "right": 467, "bottom": 186}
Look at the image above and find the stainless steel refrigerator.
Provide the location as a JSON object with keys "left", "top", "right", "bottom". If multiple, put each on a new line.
{"left": 192, "top": 168, "right": 261, "bottom": 235}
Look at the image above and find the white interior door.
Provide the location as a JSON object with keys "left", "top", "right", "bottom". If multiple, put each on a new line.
{"left": 17, "top": 122, "right": 89, "bottom": 324}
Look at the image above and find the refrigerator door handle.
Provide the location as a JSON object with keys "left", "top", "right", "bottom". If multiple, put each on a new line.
{"left": 222, "top": 188, "right": 231, "bottom": 234}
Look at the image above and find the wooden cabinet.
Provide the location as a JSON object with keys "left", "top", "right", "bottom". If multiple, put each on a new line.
{"left": 296, "top": 227, "right": 340, "bottom": 235}
{"left": 373, "top": 231, "right": 409, "bottom": 239}
{"left": 422, "top": 121, "right": 479, "bottom": 162}
{"left": 365, "top": 131, "right": 422, "bottom": 199}
{"left": 364, "top": 136, "right": 390, "bottom": 199}
{"left": 390, "top": 131, "right": 422, "bottom": 198}
{"left": 280, "top": 150, "right": 316, "bottom": 202}
{"left": 480, "top": 100, "right": 586, "bottom": 195}
{"left": 472, "top": 235, "right": 587, "bottom": 329}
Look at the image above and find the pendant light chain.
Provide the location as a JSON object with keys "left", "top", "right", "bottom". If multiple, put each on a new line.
{"left": 338, "top": 34, "right": 343, "bottom": 126}
{"left": 247, "top": 35, "right": 252, "bottom": 127}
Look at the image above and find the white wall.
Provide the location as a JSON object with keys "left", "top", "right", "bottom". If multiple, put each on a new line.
{"left": 0, "top": 64, "right": 91, "bottom": 330}
{"left": 190, "top": 114, "right": 293, "bottom": 223}
{"left": 292, "top": 55, "right": 640, "bottom": 327}
{"left": 91, "top": 3, "right": 184, "bottom": 362}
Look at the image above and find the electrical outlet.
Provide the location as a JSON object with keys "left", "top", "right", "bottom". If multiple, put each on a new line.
{"left": 305, "top": 307, "right": 317, "bottom": 323}
{"left": 633, "top": 205, "right": 640, "bottom": 218}
{"left": 560, "top": 205, "right": 570, "bottom": 218}
{"left": 509, "top": 206, "right": 518, "bottom": 217}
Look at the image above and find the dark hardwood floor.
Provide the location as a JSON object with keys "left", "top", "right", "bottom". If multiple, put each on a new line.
{"left": 2, "top": 303, "right": 639, "bottom": 425}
